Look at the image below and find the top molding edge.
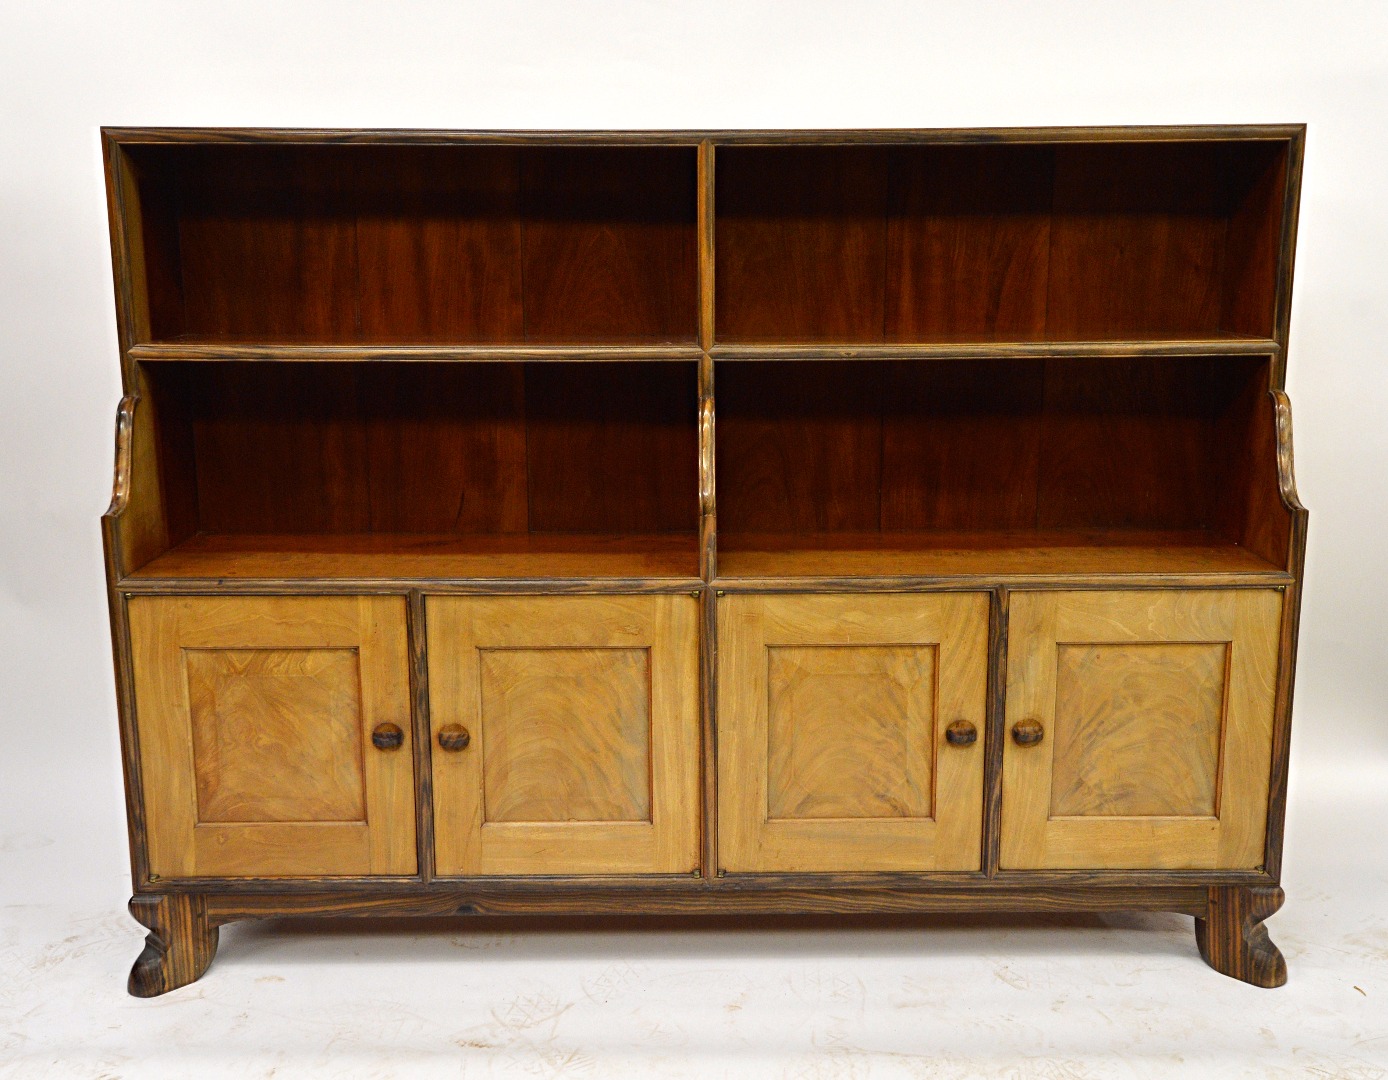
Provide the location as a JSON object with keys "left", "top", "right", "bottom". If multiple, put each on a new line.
{"left": 101, "top": 124, "right": 1307, "bottom": 147}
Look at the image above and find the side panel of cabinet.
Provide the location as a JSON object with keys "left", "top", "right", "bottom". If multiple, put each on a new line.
{"left": 1001, "top": 589, "right": 1282, "bottom": 870}
{"left": 427, "top": 595, "right": 701, "bottom": 875}
{"left": 717, "top": 593, "right": 989, "bottom": 873}
{"left": 129, "top": 595, "right": 417, "bottom": 878}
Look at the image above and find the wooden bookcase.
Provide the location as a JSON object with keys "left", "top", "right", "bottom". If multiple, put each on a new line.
{"left": 102, "top": 126, "right": 1306, "bottom": 995}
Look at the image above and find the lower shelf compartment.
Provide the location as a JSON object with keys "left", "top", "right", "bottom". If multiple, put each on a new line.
{"left": 716, "top": 530, "right": 1287, "bottom": 579}
{"left": 128, "top": 532, "right": 701, "bottom": 582}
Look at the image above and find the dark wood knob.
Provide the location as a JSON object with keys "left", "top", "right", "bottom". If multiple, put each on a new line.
{"left": 371, "top": 722, "right": 405, "bottom": 751}
{"left": 1011, "top": 719, "right": 1045, "bottom": 747}
{"left": 944, "top": 720, "right": 977, "bottom": 746}
{"left": 437, "top": 724, "right": 471, "bottom": 752}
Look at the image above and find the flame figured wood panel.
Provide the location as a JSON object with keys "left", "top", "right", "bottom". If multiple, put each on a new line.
{"left": 766, "top": 646, "right": 935, "bottom": 820}
{"left": 129, "top": 596, "right": 416, "bottom": 878}
{"left": 427, "top": 595, "right": 700, "bottom": 875}
{"left": 1050, "top": 642, "right": 1226, "bottom": 818}
{"left": 480, "top": 648, "right": 652, "bottom": 823}
{"left": 185, "top": 648, "right": 366, "bottom": 824}
{"left": 1001, "top": 589, "right": 1282, "bottom": 870}
{"left": 718, "top": 593, "right": 988, "bottom": 873}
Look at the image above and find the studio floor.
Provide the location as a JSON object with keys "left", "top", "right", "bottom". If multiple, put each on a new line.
{"left": 1, "top": 753, "right": 1385, "bottom": 1079}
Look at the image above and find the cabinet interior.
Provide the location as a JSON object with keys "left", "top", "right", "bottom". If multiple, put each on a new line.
{"left": 715, "top": 142, "right": 1286, "bottom": 343}
{"left": 109, "top": 131, "right": 1299, "bottom": 584}
{"left": 127, "top": 143, "right": 700, "bottom": 345}
{"left": 715, "top": 355, "right": 1289, "bottom": 577}
{"left": 132, "top": 360, "right": 701, "bottom": 579}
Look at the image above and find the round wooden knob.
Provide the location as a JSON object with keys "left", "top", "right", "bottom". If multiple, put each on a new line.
{"left": 437, "top": 724, "right": 471, "bottom": 752}
{"left": 944, "top": 720, "right": 977, "bottom": 746}
{"left": 1011, "top": 719, "right": 1045, "bottom": 747}
{"left": 371, "top": 722, "right": 405, "bottom": 751}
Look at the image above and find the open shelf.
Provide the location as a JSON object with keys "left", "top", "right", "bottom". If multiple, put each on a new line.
{"left": 124, "top": 143, "right": 699, "bottom": 346}
{"left": 130, "top": 533, "right": 699, "bottom": 582}
{"left": 716, "top": 530, "right": 1285, "bottom": 580}
{"left": 714, "top": 141, "right": 1287, "bottom": 345}
{"left": 104, "top": 129, "right": 1302, "bottom": 589}
{"left": 714, "top": 355, "right": 1290, "bottom": 578}
{"left": 128, "top": 360, "right": 699, "bottom": 580}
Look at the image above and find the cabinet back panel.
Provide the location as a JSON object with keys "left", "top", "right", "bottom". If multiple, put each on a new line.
{"left": 884, "top": 145, "right": 1054, "bottom": 342}
{"left": 715, "top": 362, "right": 884, "bottom": 532}
{"left": 520, "top": 148, "right": 698, "bottom": 344}
{"left": 1046, "top": 143, "right": 1283, "bottom": 339}
{"left": 715, "top": 147, "right": 890, "bottom": 343}
{"left": 147, "top": 362, "right": 697, "bottom": 536}
{"left": 717, "top": 357, "right": 1269, "bottom": 535}
{"left": 714, "top": 141, "right": 1285, "bottom": 344}
{"left": 130, "top": 145, "right": 697, "bottom": 345}
{"left": 525, "top": 363, "right": 699, "bottom": 533}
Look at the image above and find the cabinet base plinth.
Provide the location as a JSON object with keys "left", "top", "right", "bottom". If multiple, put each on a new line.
{"left": 1195, "top": 885, "right": 1287, "bottom": 988}
{"left": 121, "top": 883, "right": 1291, "bottom": 993}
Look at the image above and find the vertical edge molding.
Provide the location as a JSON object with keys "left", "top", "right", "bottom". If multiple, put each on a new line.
{"left": 1271, "top": 126, "right": 1305, "bottom": 388}
{"left": 1262, "top": 390, "right": 1309, "bottom": 880}
{"left": 407, "top": 590, "right": 436, "bottom": 882}
{"left": 982, "top": 588, "right": 1009, "bottom": 877}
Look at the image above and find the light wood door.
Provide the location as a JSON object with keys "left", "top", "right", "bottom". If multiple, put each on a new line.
{"left": 427, "top": 595, "right": 700, "bottom": 875}
{"left": 129, "top": 596, "right": 416, "bottom": 878}
{"left": 1001, "top": 589, "right": 1282, "bottom": 870}
{"left": 717, "top": 593, "right": 989, "bottom": 873}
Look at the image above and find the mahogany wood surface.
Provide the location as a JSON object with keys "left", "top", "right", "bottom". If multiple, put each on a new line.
{"left": 127, "top": 144, "right": 698, "bottom": 346}
{"left": 102, "top": 125, "right": 1307, "bottom": 994}
{"left": 136, "top": 360, "right": 697, "bottom": 548}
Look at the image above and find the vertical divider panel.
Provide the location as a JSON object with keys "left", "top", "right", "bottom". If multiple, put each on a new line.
{"left": 695, "top": 138, "right": 717, "bottom": 877}
{"left": 698, "top": 350, "right": 718, "bottom": 878}
{"left": 699, "top": 353, "right": 716, "bottom": 581}
{"left": 698, "top": 140, "right": 715, "bottom": 352}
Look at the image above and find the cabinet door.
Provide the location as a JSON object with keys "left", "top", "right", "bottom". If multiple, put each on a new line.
{"left": 1001, "top": 589, "right": 1282, "bottom": 871}
{"left": 717, "top": 593, "right": 989, "bottom": 873}
{"left": 427, "top": 595, "right": 700, "bottom": 875}
{"left": 129, "top": 596, "right": 417, "bottom": 878}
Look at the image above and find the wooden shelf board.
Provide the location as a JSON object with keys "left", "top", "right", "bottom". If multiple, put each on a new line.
{"left": 716, "top": 531, "right": 1287, "bottom": 580}
{"left": 128, "top": 342, "right": 705, "bottom": 363}
{"left": 128, "top": 533, "right": 701, "bottom": 582}
{"left": 711, "top": 338, "right": 1280, "bottom": 360}
{"left": 127, "top": 339, "right": 1280, "bottom": 364}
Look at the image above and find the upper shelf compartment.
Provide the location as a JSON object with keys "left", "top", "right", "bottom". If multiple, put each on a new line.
{"left": 714, "top": 140, "right": 1290, "bottom": 346}
{"left": 122, "top": 143, "right": 699, "bottom": 347}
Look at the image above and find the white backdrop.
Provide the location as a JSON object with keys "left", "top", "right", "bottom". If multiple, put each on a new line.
{"left": 2, "top": 3, "right": 1386, "bottom": 1076}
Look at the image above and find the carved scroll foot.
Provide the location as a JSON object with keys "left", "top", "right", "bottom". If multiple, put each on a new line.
{"left": 128, "top": 894, "right": 219, "bottom": 997}
{"left": 1195, "top": 885, "right": 1287, "bottom": 988}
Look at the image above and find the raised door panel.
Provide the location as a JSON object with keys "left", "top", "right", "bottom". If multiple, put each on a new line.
{"left": 717, "top": 593, "right": 989, "bottom": 873}
{"left": 128, "top": 595, "right": 416, "bottom": 878}
{"left": 427, "top": 595, "right": 700, "bottom": 875}
{"left": 1001, "top": 589, "right": 1282, "bottom": 870}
